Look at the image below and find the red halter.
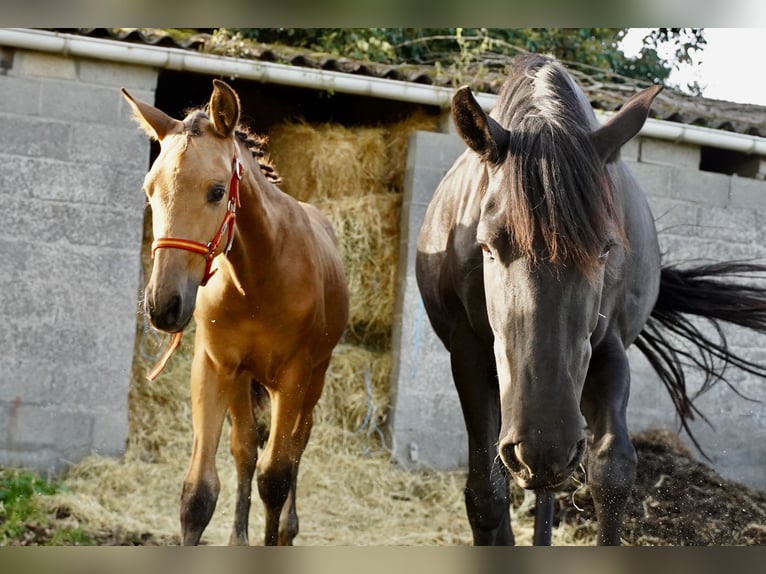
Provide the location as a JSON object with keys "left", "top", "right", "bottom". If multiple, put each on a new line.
{"left": 151, "top": 155, "right": 243, "bottom": 286}
{"left": 146, "top": 150, "right": 243, "bottom": 382}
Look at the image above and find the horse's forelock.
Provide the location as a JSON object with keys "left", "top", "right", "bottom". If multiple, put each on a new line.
{"left": 179, "top": 109, "right": 281, "bottom": 184}
{"left": 491, "top": 55, "right": 622, "bottom": 280}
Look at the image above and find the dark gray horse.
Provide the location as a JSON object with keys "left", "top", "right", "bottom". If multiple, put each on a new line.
{"left": 416, "top": 53, "right": 766, "bottom": 545}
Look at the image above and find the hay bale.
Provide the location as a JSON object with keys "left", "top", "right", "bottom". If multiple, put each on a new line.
{"left": 384, "top": 109, "right": 440, "bottom": 190}
{"left": 316, "top": 192, "right": 402, "bottom": 341}
{"left": 268, "top": 121, "right": 390, "bottom": 201}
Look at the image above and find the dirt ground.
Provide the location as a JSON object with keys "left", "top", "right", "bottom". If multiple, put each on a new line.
{"left": 553, "top": 429, "right": 766, "bottom": 545}
{"left": 9, "top": 429, "right": 766, "bottom": 546}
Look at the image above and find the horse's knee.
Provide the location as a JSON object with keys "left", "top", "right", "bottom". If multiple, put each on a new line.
{"left": 588, "top": 433, "right": 637, "bottom": 495}
{"left": 180, "top": 479, "right": 220, "bottom": 545}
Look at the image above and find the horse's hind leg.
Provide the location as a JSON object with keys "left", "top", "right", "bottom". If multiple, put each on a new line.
{"left": 580, "top": 336, "right": 637, "bottom": 546}
{"left": 451, "top": 326, "right": 513, "bottom": 545}
{"left": 179, "top": 352, "right": 230, "bottom": 545}
{"left": 257, "top": 356, "right": 322, "bottom": 545}
{"left": 227, "top": 377, "right": 266, "bottom": 546}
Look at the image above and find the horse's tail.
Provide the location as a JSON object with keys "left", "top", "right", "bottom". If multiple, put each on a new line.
{"left": 633, "top": 262, "right": 766, "bottom": 454}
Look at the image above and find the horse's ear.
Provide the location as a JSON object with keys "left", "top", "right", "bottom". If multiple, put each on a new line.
{"left": 120, "top": 88, "right": 183, "bottom": 141}
{"left": 452, "top": 86, "right": 509, "bottom": 164}
{"left": 209, "top": 79, "right": 240, "bottom": 138}
{"left": 590, "top": 84, "right": 663, "bottom": 164}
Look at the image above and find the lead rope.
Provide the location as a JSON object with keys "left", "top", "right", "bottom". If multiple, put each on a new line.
{"left": 146, "top": 331, "right": 184, "bottom": 382}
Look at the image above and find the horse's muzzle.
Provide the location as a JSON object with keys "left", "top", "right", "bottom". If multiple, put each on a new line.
{"left": 499, "top": 437, "right": 586, "bottom": 489}
{"left": 145, "top": 290, "right": 194, "bottom": 333}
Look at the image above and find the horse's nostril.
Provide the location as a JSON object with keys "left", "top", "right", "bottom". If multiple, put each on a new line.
{"left": 499, "top": 441, "right": 523, "bottom": 473}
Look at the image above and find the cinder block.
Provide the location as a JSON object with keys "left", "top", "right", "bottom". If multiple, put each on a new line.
{"left": 696, "top": 205, "right": 758, "bottom": 244}
{"left": 0, "top": 197, "right": 142, "bottom": 250}
{"left": 0, "top": 363, "right": 53, "bottom": 411}
{"left": 407, "top": 131, "right": 466, "bottom": 171}
{"left": 647, "top": 197, "right": 699, "bottom": 237}
{"left": 669, "top": 166, "right": 730, "bottom": 207}
{"left": 13, "top": 321, "right": 100, "bottom": 367}
{"left": 51, "top": 363, "right": 132, "bottom": 411}
{"left": 70, "top": 123, "right": 149, "bottom": 170}
{"left": 730, "top": 175, "right": 766, "bottom": 211}
{"left": 40, "top": 79, "right": 121, "bottom": 126}
{"left": 625, "top": 160, "right": 672, "bottom": 198}
{"left": 620, "top": 136, "right": 640, "bottom": 162}
{"left": 0, "top": 114, "right": 72, "bottom": 160}
{"left": 108, "top": 168, "right": 151, "bottom": 210}
{"left": 0, "top": 447, "right": 63, "bottom": 475}
{"left": 0, "top": 402, "right": 8, "bottom": 446}
{"left": 63, "top": 203, "right": 144, "bottom": 249}
{"left": 15, "top": 51, "right": 76, "bottom": 80}
{"left": 641, "top": 137, "right": 701, "bottom": 169}
{"left": 9, "top": 404, "right": 93, "bottom": 454}
{"left": 91, "top": 410, "right": 128, "bottom": 457}
{"left": 0, "top": 155, "right": 111, "bottom": 205}
{"left": 0, "top": 76, "right": 41, "bottom": 116}
{"left": 78, "top": 58, "right": 157, "bottom": 90}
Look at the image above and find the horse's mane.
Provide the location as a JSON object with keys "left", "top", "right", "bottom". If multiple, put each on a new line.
{"left": 183, "top": 110, "right": 281, "bottom": 185}
{"left": 489, "top": 54, "right": 622, "bottom": 279}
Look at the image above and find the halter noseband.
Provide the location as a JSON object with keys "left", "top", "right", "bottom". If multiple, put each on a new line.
{"left": 146, "top": 147, "right": 243, "bottom": 382}
{"left": 150, "top": 154, "right": 243, "bottom": 287}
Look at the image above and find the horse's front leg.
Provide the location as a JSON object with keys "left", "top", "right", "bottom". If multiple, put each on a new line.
{"left": 580, "top": 336, "right": 636, "bottom": 546}
{"left": 450, "top": 325, "right": 514, "bottom": 545}
{"left": 257, "top": 355, "right": 322, "bottom": 545}
{"left": 179, "top": 349, "right": 231, "bottom": 545}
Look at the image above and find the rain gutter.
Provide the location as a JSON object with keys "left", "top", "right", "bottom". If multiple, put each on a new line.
{"left": 3, "top": 28, "right": 765, "bottom": 155}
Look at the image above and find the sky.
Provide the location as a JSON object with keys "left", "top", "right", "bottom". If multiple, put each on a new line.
{"left": 620, "top": 28, "right": 766, "bottom": 106}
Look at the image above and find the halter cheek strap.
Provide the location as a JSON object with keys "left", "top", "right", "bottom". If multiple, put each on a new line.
{"left": 146, "top": 150, "right": 243, "bottom": 382}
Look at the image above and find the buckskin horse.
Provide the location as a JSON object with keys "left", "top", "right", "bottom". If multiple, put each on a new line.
{"left": 122, "top": 80, "right": 349, "bottom": 545}
{"left": 416, "top": 53, "right": 766, "bottom": 545}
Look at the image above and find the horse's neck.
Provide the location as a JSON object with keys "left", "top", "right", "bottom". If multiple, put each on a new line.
{"left": 223, "top": 166, "right": 284, "bottom": 285}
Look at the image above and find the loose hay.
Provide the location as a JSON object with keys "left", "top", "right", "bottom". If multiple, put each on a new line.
{"left": 318, "top": 343, "right": 391, "bottom": 434}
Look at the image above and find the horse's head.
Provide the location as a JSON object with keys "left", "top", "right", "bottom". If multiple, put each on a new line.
{"left": 452, "top": 76, "right": 661, "bottom": 489}
{"left": 122, "top": 80, "right": 243, "bottom": 333}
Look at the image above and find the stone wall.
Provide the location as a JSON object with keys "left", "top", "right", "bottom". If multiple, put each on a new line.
{"left": 0, "top": 48, "right": 157, "bottom": 473}
{"left": 389, "top": 129, "right": 766, "bottom": 489}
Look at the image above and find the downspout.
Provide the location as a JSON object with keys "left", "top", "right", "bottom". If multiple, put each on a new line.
{"left": 2, "top": 28, "right": 766, "bottom": 155}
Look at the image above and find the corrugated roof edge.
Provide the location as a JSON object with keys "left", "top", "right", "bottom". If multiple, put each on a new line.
{"left": 52, "top": 27, "right": 766, "bottom": 139}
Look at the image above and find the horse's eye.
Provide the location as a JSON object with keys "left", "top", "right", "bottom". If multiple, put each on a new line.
{"left": 599, "top": 246, "right": 612, "bottom": 260}
{"left": 208, "top": 186, "right": 226, "bottom": 203}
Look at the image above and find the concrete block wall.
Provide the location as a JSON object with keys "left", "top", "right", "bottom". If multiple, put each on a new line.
{"left": 389, "top": 131, "right": 766, "bottom": 489}
{"left": 388, "top": 132, "right": 469, "bottom": 470}
{"left": 0, "top": 48, "right": 157, "bottom": 474}
{"left": 625, "top": 136, "right": 766, "bottom": 489}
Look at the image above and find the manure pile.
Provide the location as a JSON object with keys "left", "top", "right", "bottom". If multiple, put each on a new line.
{"left": 42, "top": 112, "right": 766, "bottom": 546}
